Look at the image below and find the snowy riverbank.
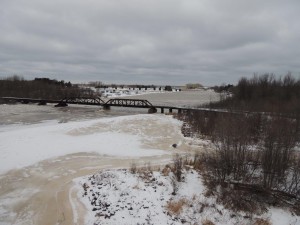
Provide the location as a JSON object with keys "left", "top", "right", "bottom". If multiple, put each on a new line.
{"left": 75, "top": 168, "right": 300, "bottom": 225}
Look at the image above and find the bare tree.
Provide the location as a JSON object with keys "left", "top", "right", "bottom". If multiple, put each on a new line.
{"left": 211, "top": 114, "right": 252, "bottom": 183}
{"left": 261, "top": 117, "right": 298, "bottom": 189}
{"left": 173, "top": 154, "right": 183, "bottom": 182}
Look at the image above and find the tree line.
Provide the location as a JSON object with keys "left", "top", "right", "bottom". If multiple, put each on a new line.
{"left": 208, "top": 73, "right": 300, "bottom": 115}
{"left": 0, "top": 76, "right": 92, "bottom": 100}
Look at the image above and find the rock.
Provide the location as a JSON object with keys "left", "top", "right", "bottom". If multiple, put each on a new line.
{"left": 181, "top": 219, "right": 187, "bottom": 223}
{"left": 172, "top": 144, "right": 177, "bottom": 148}
{"left": 95, "top": 213, "right": 105, "bottom": 217}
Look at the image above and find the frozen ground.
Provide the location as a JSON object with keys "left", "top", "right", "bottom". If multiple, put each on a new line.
{"left": 122, "top": 89, "right": 220, "bottom": 107}
{"left": 76, "top": 168, "right": 300, "bottom": 225}
{"left": 101, "top": 89, "right": 165, "bottom": 98}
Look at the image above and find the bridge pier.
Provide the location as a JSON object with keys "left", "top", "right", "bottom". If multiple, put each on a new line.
{"left": 103, "top": 105, "right": 111, "bottom": 110}
{"left": 178, "top": 108, "right": 182, "bottom": 114}
{"left": 38, "top": 100, "right": 47, "bottom": 105}
{"left": 148, "top": 107, "right": 157, "bottom": 114}
{"left": 169, "top": 108, "right": 173, "bottom": 113}
{"left": 160, "top": 108, "right": 164, "bottom": 113}
{"left": 55, "top": 102, "right": 68, "bottom": 107}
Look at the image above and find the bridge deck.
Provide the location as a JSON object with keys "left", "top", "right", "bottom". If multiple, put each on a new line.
{"left": 1, "top": 97, "right": 62, "bottom": 104}
{"left": 0, "top": 96, "right": 227, "bottom": 113}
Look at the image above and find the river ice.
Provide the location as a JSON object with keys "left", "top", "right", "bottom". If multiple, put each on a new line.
{"left": 0, "top": 114, "right": 184, "bottom": 174}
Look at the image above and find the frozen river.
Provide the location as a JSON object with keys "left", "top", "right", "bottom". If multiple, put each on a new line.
{"left": 0, "top": 90, "right": 218, "bottom": 225}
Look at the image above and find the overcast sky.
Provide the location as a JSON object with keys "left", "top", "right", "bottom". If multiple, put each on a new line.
{"left": 0, "top": 0, "right": 299, "bottom": 85}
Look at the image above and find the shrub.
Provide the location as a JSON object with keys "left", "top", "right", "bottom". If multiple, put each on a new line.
{"left": 253, "top": 218, "right": 271, "bottom": 225}
{"left": 172, "top": 154, "right": 183, "bottom": 182}
{"left": 202, "top": 219, "right": 215, "bottom": 225}
{"left": 130, "top": 162, "right": 137, "bottom": 174}
{"left": 166, "top": 198, "right": 187, "bottom": 215}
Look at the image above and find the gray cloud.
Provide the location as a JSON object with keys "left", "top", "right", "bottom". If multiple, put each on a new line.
{"left": 0, "top": 0, "right": 300, "bottom": 85}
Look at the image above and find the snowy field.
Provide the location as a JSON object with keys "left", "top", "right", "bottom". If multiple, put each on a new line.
{"left": 122, "top": 89, "right": 220, "bottom": 107}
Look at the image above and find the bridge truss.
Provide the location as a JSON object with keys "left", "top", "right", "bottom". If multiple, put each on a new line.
{"left": 61, "top": 96, "right": 105, "bottom": 105}
{"left": 104, "top": 98, "right": 153, "bottom": 108}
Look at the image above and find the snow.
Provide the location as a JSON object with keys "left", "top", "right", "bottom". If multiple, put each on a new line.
{"left": 75, "top": 168, "right": 300, "bottom": 225}
{"left": 74, "top": 169, "right": 198, "bottom": 225}
{"left": 69, "top": 185, "right": 79, "bottom": 224}
{"left": 101, "top": 89, "right": 166, "bottom": 98}
{"left": 269, "top": 208, "right": 300, "bottom": 225}
{"left": 0, "top": 187, "right": 38, "bottom": 225}
{"left": 1, "top": 102, "right": 299, "bottom": 224}
{"left": 177, "top": 169, "right": 204, "bottom": 197}
{"left": 0, "top": 114, "right": 181, "bottom": 174}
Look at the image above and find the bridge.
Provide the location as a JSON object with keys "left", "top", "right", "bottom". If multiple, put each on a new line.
{"left": 56, "top": 96, "right": 106, "bottom": 106}
{"left": 0, "top": 96, "right": 186, "bottom": 114}
{"left": 3, "top": 96, "right": 287, "bottom": 118}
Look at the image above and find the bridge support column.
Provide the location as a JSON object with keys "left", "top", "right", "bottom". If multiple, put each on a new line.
{"left": 178, "top": 109, "right": 182, "bottom": 114}
{"left": 55, "top": 102, "right": 68, "bottom": 107}
{"left": 148, "top": 107, "right": 157, "bottom": 114}
{"left": 103, "top": 105, "right": 111, "bottom": 110}
{"left": 169, "top": 108, "right": 173, "bottom": 113}
{"left": 38, "top": 100, "right": 47, "bottom": 105}
{"left": 160, "top": 108, "right": 164, "bottom": 114}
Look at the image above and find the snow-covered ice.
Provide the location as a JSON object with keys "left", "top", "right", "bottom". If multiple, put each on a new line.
{"left": 0, "top": 114, "right": 183, "bottom": 174}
